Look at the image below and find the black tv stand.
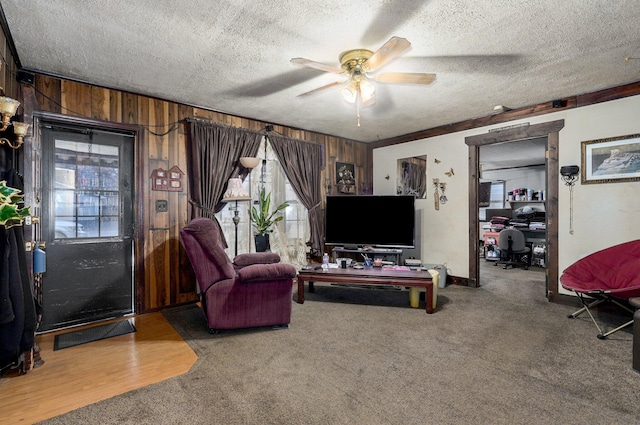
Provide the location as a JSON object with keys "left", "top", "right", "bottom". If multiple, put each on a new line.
{"left": 332, "top": 247, "right": 403, "bottom": 265}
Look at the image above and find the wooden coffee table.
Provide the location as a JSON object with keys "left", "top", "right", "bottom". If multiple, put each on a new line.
{"left": 297, "top": 267, "right": 434, "bottom": 313}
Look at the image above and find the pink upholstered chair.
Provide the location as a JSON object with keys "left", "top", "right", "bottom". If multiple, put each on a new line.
{"left": 561, "top": 239, "right": 640, "bottom": 339}
{"left": 180, "top": 218, "right": 296, "bottom": 332}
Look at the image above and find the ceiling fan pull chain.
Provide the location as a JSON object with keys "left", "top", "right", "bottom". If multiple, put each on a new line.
{"left": 356, "top": 84, "right": 361, "bottom": 127}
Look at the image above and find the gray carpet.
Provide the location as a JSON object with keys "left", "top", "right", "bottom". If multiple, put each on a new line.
{"left": 38, "top": 264, "right": 640, "bottom": 424}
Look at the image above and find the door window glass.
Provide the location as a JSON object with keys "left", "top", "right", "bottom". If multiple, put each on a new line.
{"left": 54, "top": 140, "right": 120, "bottom": 239}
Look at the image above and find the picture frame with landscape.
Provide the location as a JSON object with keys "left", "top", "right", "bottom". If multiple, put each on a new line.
{"left": 581, "top": 133, "right": 640, "bottom": 184}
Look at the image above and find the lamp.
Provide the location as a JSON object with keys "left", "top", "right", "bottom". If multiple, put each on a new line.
{"left": 0, "top": 96, "right": 20, "bottom": 131}
{"left": 0, "top": 62, "right": 21, "bottom": 133}
{"left": 560, "top": 165, "right": 579, "bottom": 235}
{"left": 222, "top": 177, "right": 252, "bottom": 257}
{"left": 0, "top": 121, "right": 30, "bottom": 149}
{"left": 338, "top": 51, "right": 376, "bottom": 128}
{"left": 239, "top": 156, "right": 260, "bottom": 169}
{"left": 560, "top": 165, "right": 579, "bottom": 186}
{"left": 221, "top": 156, "right": 260, "bottom": 256}
{"left": 341, "top": 79, "right": 375, "bottom": 104}
{"left": 0, "top": 61, "right": 25, "bottom": 148}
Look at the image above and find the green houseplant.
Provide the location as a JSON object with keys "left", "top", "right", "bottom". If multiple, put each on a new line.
{"left": 0, "top": 180, "right": 31, "bottom": 228}
{"left": 250, "top": 188, "right": 289, "bottom": 251}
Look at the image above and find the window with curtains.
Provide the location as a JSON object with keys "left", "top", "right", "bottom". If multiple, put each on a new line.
{"left": 216, "top": 138, "right": 309, "bottom": 268}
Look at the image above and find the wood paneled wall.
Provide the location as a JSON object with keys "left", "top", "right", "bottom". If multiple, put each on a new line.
{"left": 0, "top": 29, "right": 19, "bottom": 101}
{"left": 29, "top": 74, "right": 370, "bottom": 312}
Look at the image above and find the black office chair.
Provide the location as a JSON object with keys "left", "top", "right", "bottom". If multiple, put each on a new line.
{"left": 495, "top": 228, "right": 530, "bottom": 270}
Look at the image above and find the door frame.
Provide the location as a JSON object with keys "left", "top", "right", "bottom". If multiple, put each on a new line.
{"left": 465, "top": 120, "right": 564, "bottom": 301}
{"left": 30, "top": 111, "right": 146, "bottom": 314}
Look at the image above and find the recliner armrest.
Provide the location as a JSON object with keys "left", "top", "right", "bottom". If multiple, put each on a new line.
{"left": 237, "top": 263, "right": 297, "bottom": 283}
{"left": 233, "top": 252, "right": 281, "bottom": 267}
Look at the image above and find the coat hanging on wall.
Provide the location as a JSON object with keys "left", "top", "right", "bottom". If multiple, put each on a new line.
{"left": 0, "top": 169, "right": 38, "bottom": 375}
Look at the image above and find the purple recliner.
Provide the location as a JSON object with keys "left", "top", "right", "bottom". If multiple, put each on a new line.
{"left": 180, "top": 218, "right": 296, "bottom": 332}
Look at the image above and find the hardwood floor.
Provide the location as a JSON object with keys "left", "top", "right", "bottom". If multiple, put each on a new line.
{"left": 0, "top": 311, "right": 197, "bottom": 424}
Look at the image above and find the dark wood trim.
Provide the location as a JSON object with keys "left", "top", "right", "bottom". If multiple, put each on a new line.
{"left": 30, "top": 111, "right": 146, "bottom": 314}
{"left": 468, "top": 142, "right": 480, "bottom": 288}
{"left": 19, "top": 83, "right": 38, "bottom": 275}
{"left": 576, "top": 80, "right": 640, "bottom": 106}
{"left": 370, "top": 80, "right": 640, "bottom": 149}
{"left": 546, "top": 130, "right": 560, "bottom": 302}
{"left": 33, "top": 110, "right": 142, "bottom": 133}
{"left": 465, "top": 120, "right": 564, "bottom": 297}
{"left": 134, "top": 123, "right": 147, "bottom": 314}
{"left": 464, "top": 120, "right": 565, "bottom": 146}
{"left": 448, "top": 275, "right": 470, "bottom": 287}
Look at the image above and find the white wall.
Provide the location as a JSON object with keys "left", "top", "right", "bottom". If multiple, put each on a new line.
{"left": 482, "top": 165, "right": 546, "bottom": 205}
{"left": 373, "top": 94, "right": 640, "bottom": 291}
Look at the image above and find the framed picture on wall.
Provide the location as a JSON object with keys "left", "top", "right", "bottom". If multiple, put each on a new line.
{"left": 336, "top": 162, "right": 355, "bottom": 194}
{"left": 336, "top": 161, "right": 355, "bottom": 183}
{"left": 581, "top": 133, "right": 640, "bottom": 184}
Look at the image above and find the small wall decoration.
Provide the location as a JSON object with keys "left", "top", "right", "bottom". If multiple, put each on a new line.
{"left": 336, "top": 162, "right": 355, "bottom": 194}
{"left": 581, "top": 134, "right": 640, "bottom": 184}
{"left": 397, "top": 155, "right": 427, "bottom": 198}
{"left": 151, "top": 165, "right": 184, "bottom": 191}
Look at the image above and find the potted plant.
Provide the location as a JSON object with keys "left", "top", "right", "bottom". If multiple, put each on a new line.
{"left": 250, "top": 188, "right": 289, "bottom": 252}
{"left": 0, "top": 180, "right": 31, "bottom": 228}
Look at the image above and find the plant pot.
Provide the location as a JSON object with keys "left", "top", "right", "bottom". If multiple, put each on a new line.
{"left": 255, "top": 234, "right": 270, "bottom": 252}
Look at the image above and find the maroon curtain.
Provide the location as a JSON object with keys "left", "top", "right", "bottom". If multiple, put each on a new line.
{"left": 185, "top": 119, "right": 263, "bottom": 217}
{"left": 185, "top": 119, "right": 263, "bottom": 244}
{"left": 268, "top": 134, "right": 323, "bottom": 254}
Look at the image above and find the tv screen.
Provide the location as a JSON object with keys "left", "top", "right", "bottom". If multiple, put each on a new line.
{"left": 324, "top": 195, "right": 415, "bottom": 248}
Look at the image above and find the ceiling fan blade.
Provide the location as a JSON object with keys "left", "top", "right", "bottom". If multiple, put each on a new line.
{"left": 290, "top": 57, "right": 344, "bottom": 74}
{"left": 374, "top": 72, "right": 436, "bottom": 85}
{"left": 364, "top": 36, "right": 412, "bottom": 72}
{"left": 296, "top": 81, "right": 344, "bottom": 97}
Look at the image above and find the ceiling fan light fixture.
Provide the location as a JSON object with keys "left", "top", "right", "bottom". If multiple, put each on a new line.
{"left": 341, "top": 80, "right": 375, "bottom": 104}
{"left": 359, "top": 80, "right": 376, "bottom": 103}
{"left": 341, "top": 83, "right": 357, "bottom": 103}
{"left": 292, "top": 36, "right": 434, "bottom": 127}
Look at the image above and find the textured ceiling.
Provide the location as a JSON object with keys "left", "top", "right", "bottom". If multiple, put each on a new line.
{"left": 2, "top": 0, "right": 640, "bottom": 143}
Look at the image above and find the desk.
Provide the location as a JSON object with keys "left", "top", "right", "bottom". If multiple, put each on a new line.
{"left": 297, "top": 267, "right": 434, "bottom": 314}
{"left": 520, "top": 229, "right": 546, "bottom": 243}
{"left": 483, "top": 228, "right": 547, "bottom": 266}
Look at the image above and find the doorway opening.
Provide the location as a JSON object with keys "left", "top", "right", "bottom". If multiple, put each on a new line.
{"left": 465, "top": 120, "right": 564, "bottom": 300}
{"left": 479, "top": 138, "right": 548, "bottom": 299}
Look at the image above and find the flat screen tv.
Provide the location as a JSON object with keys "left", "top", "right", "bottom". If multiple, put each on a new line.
{"left": 324, "top": 195, "right": 415, "bottom": 249}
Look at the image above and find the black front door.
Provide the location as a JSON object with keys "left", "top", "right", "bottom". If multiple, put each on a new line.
{"left": 40, "top": 125, "right": 135, "bottom": 331}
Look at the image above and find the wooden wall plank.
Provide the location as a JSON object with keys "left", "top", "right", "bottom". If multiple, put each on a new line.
{"left": 90, "top": 86, "right": 110, "bottom": 121}
{"left": 35, "top": 75, "right": 62, "bottom": 114}
{"left": 122, "top": 92, "right": 138, "bottom": 124}
{"left": 148, "top": 98, "right": 168, "bottom": 160}
{"left": 109, "top": 90, "right": 122, "bottom": 122}
{"left": 148, "top": 229, "right": 170, "bottom": 309}
{"left": 177, "top": 104, "right": 192, "bottom": 134}
{"left": 61, "top": 81, "right": 92, "bottom": 117}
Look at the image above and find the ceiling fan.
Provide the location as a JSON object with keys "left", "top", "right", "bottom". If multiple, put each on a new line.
{"left": 291, "top": 36, "right": 436, "bottom": 127}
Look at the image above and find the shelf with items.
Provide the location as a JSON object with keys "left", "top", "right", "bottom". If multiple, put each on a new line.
{"left": 507, "top": 200, "right": 545, "bottom": 207}
{"left": 331, "top": 247, "right": 403, "bottom": 266}
{"left": 508, "top": 200, "right": 546, "bottom": 214}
